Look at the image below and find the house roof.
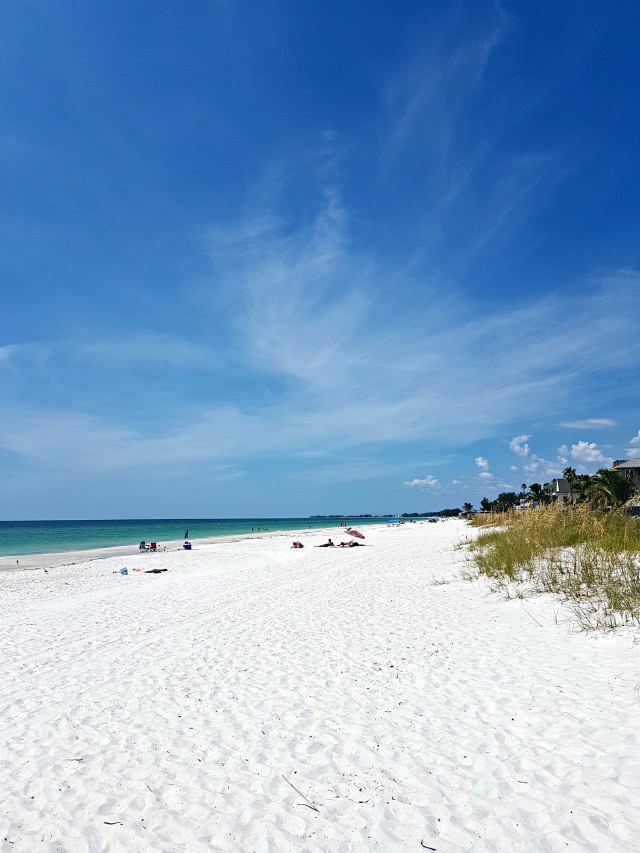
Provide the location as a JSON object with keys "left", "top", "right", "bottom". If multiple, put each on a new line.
{"left": 612, "top": 458, "right": 640, "bottom": 469}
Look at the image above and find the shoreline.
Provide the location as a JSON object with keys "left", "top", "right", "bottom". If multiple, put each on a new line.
{"left": 0, "top": 521, "right": 389, "bottom": 572}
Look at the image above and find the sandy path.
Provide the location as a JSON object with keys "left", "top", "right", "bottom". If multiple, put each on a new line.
{"left": 0, "top": 521, "right": 638, "bottom": 852}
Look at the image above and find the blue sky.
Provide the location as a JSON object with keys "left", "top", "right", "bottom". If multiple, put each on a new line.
{"left": 1, "top": 1, "right": 639, "bottom": 519}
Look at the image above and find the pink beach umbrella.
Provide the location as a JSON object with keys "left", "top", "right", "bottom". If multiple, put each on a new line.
{"left": 345, "top": 528, "right": 365, "bottom": 539}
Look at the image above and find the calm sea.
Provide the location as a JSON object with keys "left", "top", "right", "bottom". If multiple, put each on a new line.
{"left": 0, "top": 517, "right": 386, "bottom": 557}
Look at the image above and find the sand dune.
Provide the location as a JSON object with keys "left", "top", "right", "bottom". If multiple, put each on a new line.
{"left": 0, "top": 521, "right": 639, "bottom": 851}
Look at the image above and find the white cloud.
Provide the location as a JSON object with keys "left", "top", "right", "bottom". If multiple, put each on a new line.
{"left": 570, "top": 441, "right": 613, "bottom": 469}
{"left": 560, "top": 419, "right": 615, "bottom": 429}
{"left": 404, "top": 475, "right": 439, "bottom": 488}
{"left": 626, "top": 430, "right": 640, "bottom": 456}
{"left": 523, "top": 454, "right": 540, "bottom": 473}
{"left": 509, "top": 440, "right": 572, "bottom": 479}
{"left": 510, "top": 465, "right": 517, "bottom": 470}
{"left": 509, "top": 435, "right": 530, "bottom": 458}
{"left": 451, "top": 479, "right": 460, "bottom": 484}
{"left": 475, "top": 456, "right": 490, "bottom": 470}
{"left": 479, "top": 471, "right": 493, "bottom": 479}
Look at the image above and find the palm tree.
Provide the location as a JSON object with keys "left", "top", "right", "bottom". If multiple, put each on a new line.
{"left": 586, "top": 469, "right": 634, "bottom": 507}
{"left": 563, "top": 467, "right": 578, "bottom": 504}
{"left": 462, "top": 502, "right": 473, "bottom": 513}
{"left": 576, "top": 474, "right": 592, "bottom": 503}
{"left": 520, "top": 483, "right": 528, "bottom": 499}
{"left": 529, "top": 483, "right": 543, "bottom": 504}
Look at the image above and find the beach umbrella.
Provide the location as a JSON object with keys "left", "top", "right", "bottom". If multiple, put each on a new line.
{"left": 345, "top": 528, "right": 365, "bottom": 539}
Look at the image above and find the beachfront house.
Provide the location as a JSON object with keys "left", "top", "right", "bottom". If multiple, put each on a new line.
{"left": 549, "top": 478, "right": 571, "bottom": 501}
{"left": 611, "top": 458, "right": 640, "bottom": 490}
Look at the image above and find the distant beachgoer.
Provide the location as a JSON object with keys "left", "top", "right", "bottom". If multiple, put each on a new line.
{"left": 291, "top": 541, "right": 304, "bottom": 548}
{"left": 316, "top": 539, "right": 334, "bottom": 547}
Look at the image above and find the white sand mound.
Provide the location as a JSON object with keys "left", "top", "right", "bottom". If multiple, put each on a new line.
{"left": 0, "top": 521, "right": 639, "bottom": 852}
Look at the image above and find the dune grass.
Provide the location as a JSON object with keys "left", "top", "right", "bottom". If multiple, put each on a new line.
{"left": 465, "top": 504, "right": 640, "bottom": 631}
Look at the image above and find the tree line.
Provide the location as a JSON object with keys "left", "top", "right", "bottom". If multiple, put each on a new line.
{"left": 465, "top": 466, "right": 635, "bottom": 514}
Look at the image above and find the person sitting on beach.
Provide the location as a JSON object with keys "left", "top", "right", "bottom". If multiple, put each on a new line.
{"left": 291, "top": 541, "right": 304, "bottom": 548}
{"left": 316, "top": 539, "right": 334, "bottom": 547}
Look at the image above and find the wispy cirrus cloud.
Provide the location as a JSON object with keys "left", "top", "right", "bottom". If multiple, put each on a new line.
{"left": 2, "top": 187, "right": 640, "bottom": 484}
{"left": 560, "top": 418, "right": 616, "bottom": 429}
{"left": 384, "top": 13, "right": 507, "bottom": 158}
{"left": 0, "top": 334, "right": 215, "bottom": 373}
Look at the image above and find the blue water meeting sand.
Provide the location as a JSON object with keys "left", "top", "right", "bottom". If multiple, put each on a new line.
{"left": 0, "top": 517, "right": 386, "bottom": 557}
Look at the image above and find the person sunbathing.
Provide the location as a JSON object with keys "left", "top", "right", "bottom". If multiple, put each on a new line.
{"left": 315, "top": 539, "right": 334, "bottom": 547}
{"left": 291, "top": 541, "right": 304, "bottom": 548}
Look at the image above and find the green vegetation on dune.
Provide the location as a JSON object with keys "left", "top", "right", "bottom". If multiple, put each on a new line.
{"left": 465, "top": 504, "right": 640, "bottom": 631}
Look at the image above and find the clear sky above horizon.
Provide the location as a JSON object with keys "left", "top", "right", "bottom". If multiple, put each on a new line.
{"left": 1, "top": 1, "right": 639, "bottom": 519}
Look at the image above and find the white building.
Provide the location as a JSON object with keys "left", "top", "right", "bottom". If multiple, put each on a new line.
{"left": 549, "top": 478, "right": 571, "bottom": 501}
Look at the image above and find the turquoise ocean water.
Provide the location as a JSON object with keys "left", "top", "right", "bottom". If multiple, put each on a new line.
{"left": 0, "top": 517, "right": 386, "bottom": 557}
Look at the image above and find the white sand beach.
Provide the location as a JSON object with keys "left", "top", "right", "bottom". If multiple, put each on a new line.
{"left": 1, "top": 520, "right": 639, "bottom": 852}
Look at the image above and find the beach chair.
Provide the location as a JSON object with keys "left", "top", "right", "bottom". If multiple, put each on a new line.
{"left": 149, "top": 542, "right": 157, "bottom": 552}
{"left": 139, "top": 541, "right": 149, "bottom": 551}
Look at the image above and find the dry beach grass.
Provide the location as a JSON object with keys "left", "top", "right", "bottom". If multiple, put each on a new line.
{"left": 466, "top": 504, "right": 640, "bottom": 632}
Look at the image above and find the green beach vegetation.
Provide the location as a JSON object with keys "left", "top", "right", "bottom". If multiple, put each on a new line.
{"left": 464, "top": 502, "right": 640, "bottom": 632}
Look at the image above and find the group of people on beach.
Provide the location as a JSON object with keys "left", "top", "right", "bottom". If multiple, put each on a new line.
{"left": 305, "top": 538, "right": 363, "bottom": 548}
